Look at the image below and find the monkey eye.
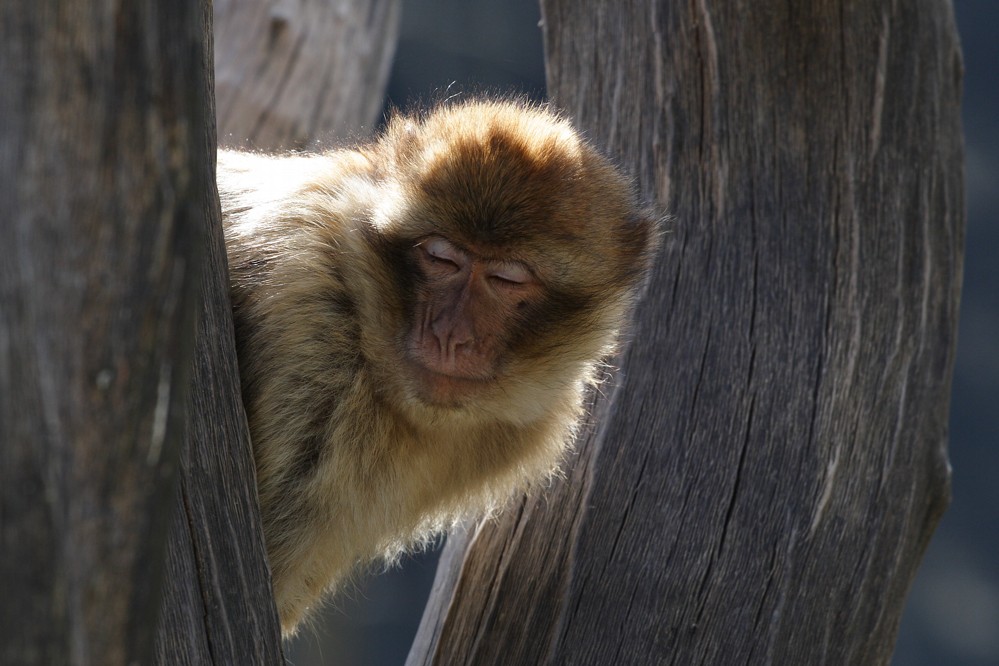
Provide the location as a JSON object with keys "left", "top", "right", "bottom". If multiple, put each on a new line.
{"left": 488, "top": 262, "right": 532, "bottom": 286}
{"left": 419, "top": 236, "right": 463, "bottom": 273}
{"left": 423, "top": 237, "right": 458, "bottom": 260}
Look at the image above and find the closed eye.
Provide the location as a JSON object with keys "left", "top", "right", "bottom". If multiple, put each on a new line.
{"left": 489, "top": 262, "right": 532, "bottom": 285}
{"left": 428, "top": 254, "right": 459, "bottom": 269}
{"left": 422, "top": 237, "right": 461, "bottom": 263}
{"left": 417, "top": 236, "right": 464, "bottom": 275}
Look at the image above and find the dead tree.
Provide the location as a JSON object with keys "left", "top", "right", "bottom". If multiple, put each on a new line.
{"left": 214, "top": 0, "right": 400, "bottom": 149}
{"left": 154, "top": 1, "right": 399, "bottom": 663}
{"left": 0, "top": 0, "right": 397, "bottom": 663}
{"left": 0, "top": 1, "right": 209, "bottom": 663}
{"left": 409, "top": 1, "right": 964, "bottom": 664}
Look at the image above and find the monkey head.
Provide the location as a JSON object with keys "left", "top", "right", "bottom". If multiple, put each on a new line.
{"left": 348, "top": 100, "right": 659, "bottom": 424}
{"left": 218, "top": 100, "right": 661, "bottom": 635}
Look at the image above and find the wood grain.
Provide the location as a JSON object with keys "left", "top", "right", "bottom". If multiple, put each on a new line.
{"left": 409, "top": 0, "right": 964, "bottom": 663}
{"left": 151, "top": 2, "right": 403, "bottom": 662}
{"left": 214, "top": 0, "right": 401, "bottom": 150}
{"left": 150, "top": 9, "right": 286, "bottom": 662}
{"left": 0, "top": 1, "right": 207, "bottom": 663}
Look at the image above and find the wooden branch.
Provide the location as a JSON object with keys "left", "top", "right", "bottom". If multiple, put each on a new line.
{"left": 215, "top": 0, "right": 402, "bottom": 150}
{"left": 409, "top": 0, "right": 964, "bottom": 663}
{"left": 0, "top": 1, "right": 207, "bottom": 663}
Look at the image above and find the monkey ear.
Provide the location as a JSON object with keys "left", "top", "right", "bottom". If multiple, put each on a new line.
{"left": 621, "top": 209, "right": 665, "bottom": 275}
{"left": 628, "top": 209, "right": 664, "bottom": 248}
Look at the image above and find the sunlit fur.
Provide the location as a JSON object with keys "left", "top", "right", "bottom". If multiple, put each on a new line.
{"left": 219, "top": 99, "right": 658, "bottom": 636}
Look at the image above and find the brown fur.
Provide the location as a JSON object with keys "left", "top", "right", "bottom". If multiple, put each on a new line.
{"left": 218, "top": 99, "right": 658, "bottom": 636}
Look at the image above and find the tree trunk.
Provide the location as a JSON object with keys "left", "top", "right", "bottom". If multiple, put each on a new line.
{"left": 150, "top": 2, "right": 286, "bottom": 661}
{"left": 214, "top": 0, "right": 401, "bottom": 150}
{"left": 0, "top": 1, "right": 208, "bottom": 664}
{"left": 152, "top": 1, "right": 401, "bottom": 663}
{"left": 408, "top": 0, "right": 964, "bottom": 664}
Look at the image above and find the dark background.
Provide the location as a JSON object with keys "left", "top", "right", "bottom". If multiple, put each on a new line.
{"left": 285, "top": 1, "right": 998, "bottom": 664}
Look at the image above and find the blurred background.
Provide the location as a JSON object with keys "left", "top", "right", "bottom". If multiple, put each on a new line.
{"left": 285, "top": 1, "right": 998, "bottom": 664}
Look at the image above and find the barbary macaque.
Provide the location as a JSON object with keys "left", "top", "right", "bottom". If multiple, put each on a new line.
{"left": 218, "top": 99, "right": 659, "bottom": 636}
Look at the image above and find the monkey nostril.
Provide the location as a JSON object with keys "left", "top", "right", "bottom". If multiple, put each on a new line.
{"left": 426, "top": 329, "right": 475, "bottom": 368}
{"left": 429, "top": 317, "right": 473, "bottom": 348}
{"left": 446, "top": 335, "right": 473, "bottom": 356}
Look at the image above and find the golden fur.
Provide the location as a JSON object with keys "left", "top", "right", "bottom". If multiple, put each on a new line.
{"left": 218, "top": 99, "right": 657, "bottom": 635}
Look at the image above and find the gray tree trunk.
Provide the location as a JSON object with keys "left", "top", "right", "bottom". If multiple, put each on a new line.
{"left": 214, "top": 0, "right": 401, "bottom": 150}
{"left": 153, "top": 1, "right": 401, "bottom": 663}
{"left": 0, "top": 1, "right": 208, "bottom": 664}
{"left": 150, "top": 2, "right": 285, "bottom": 661}
{"left": 0, "top": 0, "right": 399, "bottom": 662}
{"left": 408, "top": 1, "right": 964, "bottom": 664}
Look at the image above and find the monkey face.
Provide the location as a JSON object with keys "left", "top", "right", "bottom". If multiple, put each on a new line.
{"left": 403, "top": 235, "right": 541, "bottom": 406}
{"left": 350, "top": 100, "right": 660, "bottom": 421}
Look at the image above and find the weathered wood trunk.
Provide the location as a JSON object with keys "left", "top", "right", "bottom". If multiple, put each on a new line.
{"left": 154, "top": 1, "right": 401, "bottom": 663}
{"left": 0, "top": 1, "right": 208, "bottom": 664}
{"left": 214, "top": 0, "right": 401, "bottom": 150}
{"left": 150, "top": 2, "right": 286, "bottom": 661}
{"left": 409, "top": 0, "right": 964, "bottom": 664}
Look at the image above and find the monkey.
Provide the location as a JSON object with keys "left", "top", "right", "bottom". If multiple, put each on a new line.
{"left": 218, "top": 99, "right": 659, "bottom": 636}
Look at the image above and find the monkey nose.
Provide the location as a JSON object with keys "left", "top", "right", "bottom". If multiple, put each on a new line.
{"left": 440, "top": 331, "right": 474, "bottom": 359}
{"left": 431, "top": 316, "right": 471, "bottom": 345}
{"left": 427, "top": 322, "right": 472, "bottom": 364}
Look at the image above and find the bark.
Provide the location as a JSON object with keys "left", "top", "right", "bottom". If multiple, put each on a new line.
{"left": 152, "top": 1, "right": 402, "bottom": 663}
{"left": 409, "top": 1, "right": 964, "bottom": 664}
{"left": 0, "top": 1, "right": 207, "bottom": 664}
{"left": 150, "top": 3, "right": 286, "bottom": 661}
{"left": 214, "top": 0, "right": 401, "bottom": 150}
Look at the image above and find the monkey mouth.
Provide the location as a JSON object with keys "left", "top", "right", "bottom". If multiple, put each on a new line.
{"left": 404, "top": 359, "right": 495, "bottom": 407}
